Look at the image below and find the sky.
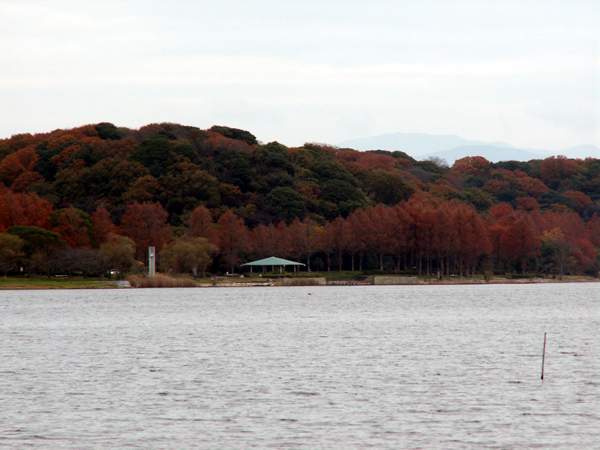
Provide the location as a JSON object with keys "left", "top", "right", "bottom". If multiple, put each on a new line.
{"left": 0, "top": 0, "right": 598, "bottom": 151}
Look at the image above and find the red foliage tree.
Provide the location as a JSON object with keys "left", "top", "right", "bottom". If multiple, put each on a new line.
{"left": 0, "top": 146, "right": 39, "bottom": 186}
{"left": 0, "top": 191, "right": 52, "bottom": 232}
{"left": 90, "top": 208, "right": 117, "bottom": 246}
{"left": 249, "top": 223, "right": 282, "bottom": 259}
{"left": 52, "top": 207, "right": 91, "bottom": 248}
{"left": 217, "top": 210, "right": 249, "bottom": 273}
{"left": 183, "top": 205, "right": 219, "bottom": 246}
{"left": 120, "top": 202, "right": 172, "bottom": 261}
{"left": 451, "top": 202, "right": 490, "bottom": 277}
{"left": 286, "top": 217, "right": 319, "bottom": 270}
{"left": 587, "top": 214, "right": 600, "bottom": 248}
{"left": 540, "top": 156, "right": 576, "bottom": 190}
{"left": 346, "top": 209, "right": 370, "bottom": 271}
{"left": 319, "top": 216, "right": 351, "bottom": 271}
{"left": 451, "top": 156, "right": 491, "bottom": 178}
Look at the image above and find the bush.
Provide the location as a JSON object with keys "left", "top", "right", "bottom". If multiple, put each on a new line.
{"left": 126, "top": 274, "right": 199, "bottom": 288}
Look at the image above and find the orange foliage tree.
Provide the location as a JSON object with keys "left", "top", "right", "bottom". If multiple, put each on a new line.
{"left": 217, "top": 210, "right": 249, "bottom": 273}
{"left": 120, "top": 202, "right": 172, "bottom": 261}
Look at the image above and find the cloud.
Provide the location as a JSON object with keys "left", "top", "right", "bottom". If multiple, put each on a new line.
{"left": 0, "top": 0, "right": 597, "bottom": 149}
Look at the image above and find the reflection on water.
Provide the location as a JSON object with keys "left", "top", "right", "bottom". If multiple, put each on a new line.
{"left": 1, "top": 284, "right": 599, "bottom": 448}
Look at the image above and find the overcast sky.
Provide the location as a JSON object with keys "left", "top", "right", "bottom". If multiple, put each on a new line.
{"left": 1, "top": 0, "right": 598, "bottom": 150}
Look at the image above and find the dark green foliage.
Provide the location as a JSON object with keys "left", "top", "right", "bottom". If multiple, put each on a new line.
{"left": 266, "top": 187, "right": 307, "bottom": 221}
{"left": 159, "top": 160, "right": 221, "bottom": 223}
{"left": 6, "top": 226, "right": 64, "bottom": 257}
{"left": 1, "top": 122, "right": 598, "bottom": 232}
{"left": 310, "top": 160, "right": 356, "bottom": 185}
{"left": 321, "top": 179, "right": 366, "bottom": 204}
{"left": 364, "top": 170, "right": 414, "bottom": 205}
{"left": 131, "top": 135, "right": 174, "bottom": 177}
{"left": 414, "top": 160, "right": 448, "bottom": 175}
{"left": 462, "top": 188, "right": 494, "bottom": 211}
{"left": 492, "top": 160, "right": 531, "bottom": 173}
{"left": 370, "top": 149, "right": 416, "bottom": 162}
{"left": 95, "top": 122, "right": 123, "bottom": 140}
{"left": 210, "top": 125, "right": 257, "bottom": 146}
{"left": 538, "top": 191, "right": 576, "bottom": 211}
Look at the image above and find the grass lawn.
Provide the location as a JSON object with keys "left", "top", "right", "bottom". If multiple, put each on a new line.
{"left": 0, "top": 276, "right": 123, "bottom": 289}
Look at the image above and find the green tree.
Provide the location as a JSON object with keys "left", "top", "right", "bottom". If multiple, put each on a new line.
{"left": 364, "top": 170, "right": 414, "bottom": 205}
{"left": 100, "top": 234, "right": 136, "bottom": 279}
{"left": 210, "top": 125, "right": 257, "bottom": 146}
{"left": 0, "top": 233, "right": 24, "bottom": 279}
{"left": 159, "top": 236, "right": 217, "bottom": 277}
{"left": 267, "top": 187, "right": 307, "bottom": 221}
{"left": 6, "top": 226, "right": 65, "bottom": 276}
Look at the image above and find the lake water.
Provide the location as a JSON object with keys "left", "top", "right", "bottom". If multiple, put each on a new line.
{"left": 1, "top": 283, "right": 598, "bottom": 449}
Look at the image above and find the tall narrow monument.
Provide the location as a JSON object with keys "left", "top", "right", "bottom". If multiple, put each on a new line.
{"left": 149, "top": 246, "right": 156, "bottom": 277}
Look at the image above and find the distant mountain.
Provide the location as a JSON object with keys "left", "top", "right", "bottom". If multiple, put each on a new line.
{"left": 337, "top": 132, "right": 599, "bottom": 164}
{"left": 338, "top": 132, "right": 513, "bottom": 157}
{"left": 421, "top": 145, "right": 544, "bottom": 165}
{"left": 558, "top": 145, "right": 600, "bottom": 160}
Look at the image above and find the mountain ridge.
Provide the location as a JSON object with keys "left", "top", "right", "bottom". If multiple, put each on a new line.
{"left": 338, "top": 132, "right": 599, "bottom": 163}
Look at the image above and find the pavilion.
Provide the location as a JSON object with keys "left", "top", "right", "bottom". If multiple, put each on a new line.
{"left": 241, "top": 256, "right": 305, "bottom": 274}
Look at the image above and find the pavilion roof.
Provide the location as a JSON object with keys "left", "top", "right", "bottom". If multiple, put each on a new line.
{"left": 241, "top": 256, "right": 305, "bottom": 266}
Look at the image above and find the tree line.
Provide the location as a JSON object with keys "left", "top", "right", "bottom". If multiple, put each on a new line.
{"left": 0, "top": 122, "right": 599, "bottom": 278}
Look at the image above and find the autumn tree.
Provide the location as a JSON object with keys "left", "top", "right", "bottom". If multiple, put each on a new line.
{"left": 319, "top": 216, "right": 351, "bottom": 271}
{"left": 90, "top": 208, "right": 117, "bottom": 246}
{"left": 346, "top": 209, "right": 370, "bottom": 271}
{"left": 120, "top": 202, "right": 172, "bottom": 261}
{"left": 183, "top": 205, "right": 219, "bottom": 246}
{"left": 540, "top": 156, "right": 576, "bottom": 190}
{"left": 51, "top": 207, "right": 91, "bottom": 248}
{"left": 0, "top": 146, "right": 39, "bottom": 187}
{"left": 451, "top": 202, "right": 490, "bottom": 277}
{"left": 286, "top": 217, "right": 319, "bottom": 270}
{"left": 0, "top": 191, "right": 53, "bottom": 232}
{"left": 249, "top": 223, "right": 278, "bottom": 260}
{"left": 217, "top": 210, "right": 249, "bottom": 273}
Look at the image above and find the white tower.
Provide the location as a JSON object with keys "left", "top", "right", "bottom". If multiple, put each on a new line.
{"left": 149, "top": 246, "right": 156, "bottom": 277}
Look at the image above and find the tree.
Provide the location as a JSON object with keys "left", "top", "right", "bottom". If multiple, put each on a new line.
{"left": 183, "top": 205, "right": 219, "bottom": 246}
{"left": 6, "top": 226, "right": 64, "bottom": 277}
{"left": 100, "top": 234, "right": 136, "bottom": 279}
{"left": 51, "top": 207, "right": 91, "bottom": 248}
{"left": 540, "top": 156, "right": 576, "bottom": 190}
{"left": 286, "top": 217, "right": 319, "bottom": 271}
{"left": 266, "top": 187, "right": 306, "bottom": 221}
{"left": 319, "top": 216, "right": 351, "bottom": 271}
{"left": 159, "top": 236, "right": 217, "bottom": 277}
{"left": 346, "top": 209, "right": 370, "bottom": 271}
{"left": 0, "top": 233, "right": 24, "bottom": 279}
{"left": 0, "top": 191, "right": 53, "bottom": 232}
{"left": 451, "top": 202, "right": 490, "bottom": 277}
{"left": 120, "top": 203, "right": 172, "bottom": 261}
{"left": 217, "top": 210, "right": 249, "bottom": 273}
{"left": 363, "top": 170, "right": 415, "bottom": 205}
{"left": 54, "top": 247, "right": 109, "bottom": 278}
{"left": 90, "top": 208, "right": 117, "bottom": 247}
{"left": 0, "top": 146, "right": 39, "bottom": 186}
{"left": 249, "top": 223, "right": 284, "bottom": 260}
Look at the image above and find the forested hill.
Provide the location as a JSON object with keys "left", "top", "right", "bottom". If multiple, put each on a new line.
{"left": 0, "top": 122, "right": 599, "bottom": 276}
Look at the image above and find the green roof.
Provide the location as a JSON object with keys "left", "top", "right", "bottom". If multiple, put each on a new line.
{"left": 241, "top": 256, "right": 305, "bottom": 266}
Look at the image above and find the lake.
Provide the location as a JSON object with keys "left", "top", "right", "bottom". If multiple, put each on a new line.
{"left": 1, "top": 283, "right": 598, "bottom": 449}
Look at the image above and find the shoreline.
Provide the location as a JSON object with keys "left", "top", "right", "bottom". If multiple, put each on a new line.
{"left": 0, "top": 275, "right": 597, "bottom": 290}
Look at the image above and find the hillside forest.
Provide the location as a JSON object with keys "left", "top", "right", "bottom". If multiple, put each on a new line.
{"left": 0, "top": 122, "right": 599, "bottom": 279}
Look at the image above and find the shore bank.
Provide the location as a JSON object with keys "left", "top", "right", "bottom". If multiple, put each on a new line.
{"left": 0, "top": 275, "right": 597, "bottom": 290}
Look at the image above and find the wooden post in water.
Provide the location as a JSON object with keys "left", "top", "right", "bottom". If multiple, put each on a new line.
{"left": 541, "top": 332, "right": 547, "bottom": 380}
